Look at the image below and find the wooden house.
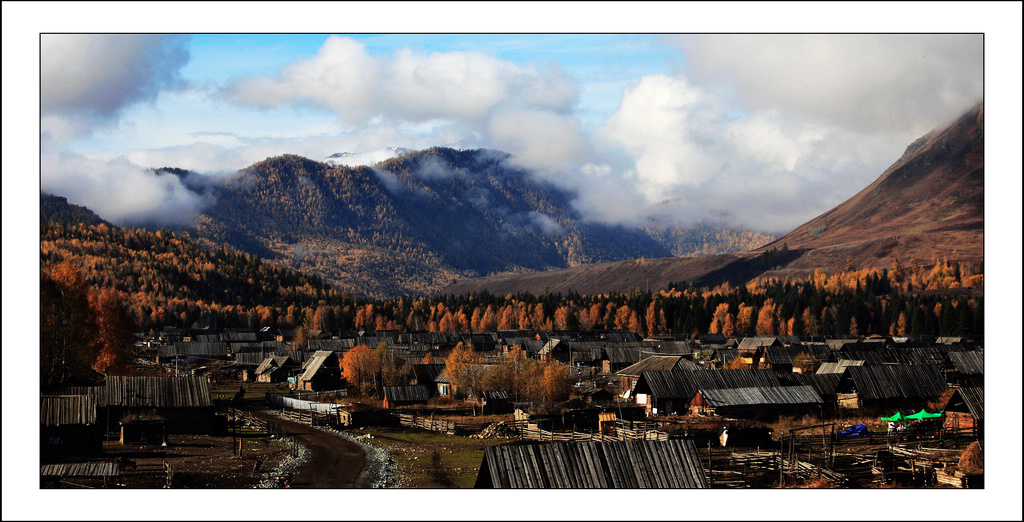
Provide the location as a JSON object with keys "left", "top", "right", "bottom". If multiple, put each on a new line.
{"left": 761, "top": 344, "right": 834, "bottom": 373}
{"left": 616, "top": 355, "right": 698, "bottom": 397}
{"left": 690, "top": 385, "right": 823, "bottom": 420}
{"left": 838, "top": 364, "right": 948, "bottom": 413}
{"left": 254, "top": 355, "right": 300, "bottom": 383}
{"left": 475, "top": 439, "right": 708, "bottom": 488}
{"left": 382, "top": 385, "right": 430, "bottom": 409}
{"left": 631, "top": 369, "right": 783, "bottom": 416}
{"left": 296, "top": 350, "right": 342, "bottom": 391}
{"left": 411, "top": 364, "right": 447, "bottom": 391}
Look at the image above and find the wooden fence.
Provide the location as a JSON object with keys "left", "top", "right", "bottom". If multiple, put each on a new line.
{"left": 520, "top": 420, "right": 669, "bottom": 442}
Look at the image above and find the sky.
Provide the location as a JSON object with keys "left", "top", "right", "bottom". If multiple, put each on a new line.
{"left": 6, "top": 3, "right": 1024, "bottom": 520}
{"left": 20, "top": 7, "right": 1003, "bottom": 234}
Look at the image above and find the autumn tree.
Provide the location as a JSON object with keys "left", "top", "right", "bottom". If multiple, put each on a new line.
{"left": 445, "top": 341, "right": 484, "bottom": 399}
{"left": 340, "top": 344, "right": 381, "bottom": 396}
{"left": 41, "top": 262, "right": 100, "bottom": 387}
{"left": 542, "top": 362, "right": 571, "bottom": 402}
{"left": 92, "top": 288, "right": 136, "bottom": 375}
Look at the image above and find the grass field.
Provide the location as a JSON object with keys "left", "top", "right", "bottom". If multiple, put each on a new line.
{"left": 357, "top": 426, "right": 515, "bottom": 488}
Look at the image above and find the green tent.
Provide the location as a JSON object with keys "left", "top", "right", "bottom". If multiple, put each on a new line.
{"left": 905, "top": 409, "right": 943, "bottom": 421}
{"left": 880, "top": 411, "right": 906, "bottom": 422}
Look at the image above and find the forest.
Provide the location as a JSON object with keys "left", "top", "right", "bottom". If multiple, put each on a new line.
{"left": 41, "top": 219, "right": 984, "bottom": 341}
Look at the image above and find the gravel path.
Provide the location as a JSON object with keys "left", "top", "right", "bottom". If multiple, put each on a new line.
{"left": 247, "top": 409, "right": 371, "bottom": 488}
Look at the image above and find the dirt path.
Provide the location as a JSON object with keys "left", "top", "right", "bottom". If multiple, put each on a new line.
{"left": 248, "top": 410, "right": 367, "bottom": 488}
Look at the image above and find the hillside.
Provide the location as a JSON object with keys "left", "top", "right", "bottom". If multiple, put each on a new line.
{"left": 441, "top": 104, "right": 985, "bottom": 296}
{"left": 180, "top": 148, "right": 679, "bottom": 297}
{"left": 40, "top": 199, "right": 340, "bottom": 330}
{"left": 758, "top": 103, "right": 984, "bottom": 276}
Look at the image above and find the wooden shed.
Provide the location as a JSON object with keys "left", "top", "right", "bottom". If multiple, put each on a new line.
{"left": 41, "top": 395, "right": 103, "bottom": 458}
{"left": 475, "top": 439, "right": 709, "bottom": 488}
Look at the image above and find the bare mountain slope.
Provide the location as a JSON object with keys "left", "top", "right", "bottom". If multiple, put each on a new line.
{"left": 440, "top": 104, "right": 984, "bottom": 296}
{"left": 759, "top": 103, "right": 983, "bottom": 273}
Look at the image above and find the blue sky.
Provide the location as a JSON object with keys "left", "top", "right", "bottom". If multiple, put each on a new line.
{"left": 32, "top": 26, "right": 995, "bottom": 232}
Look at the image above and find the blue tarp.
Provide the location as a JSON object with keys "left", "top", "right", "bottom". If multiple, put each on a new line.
{"left": 838, "top": 423, "right": 868, "bottom": 438}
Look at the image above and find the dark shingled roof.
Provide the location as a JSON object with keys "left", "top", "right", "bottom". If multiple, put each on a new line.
{"left": 617, "top": 355, "right": 690, "bottom": 377}
{"left": 634, "top": 369, "right": 782, "bottom": 401}
{"left": 845, "top": 365, "right": 947, "bottom": 401}
{"left": 41, "top": 395, "right": 97, "bottom": 426}
{"left": 948, "top": 351, "right": 984, "bottom": 376}
{"left": 778, "top": 373, "right": 844, "bottom": 397}
{"left": 383, "top": 385, "right": 430, "bottom": 403}
{"left": 947, "top": 386, "right": 984, "bottom": 420}
{"left": 698, "top": 385, "right": 823, "bottom": 407}
{"left": 95, "top": 376, "right": 212, "bottom": 408}
{"left": 476, "top": 439, "right": 708, "bottom": 488}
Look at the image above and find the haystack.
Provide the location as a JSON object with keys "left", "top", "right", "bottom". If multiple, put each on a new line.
{"left": 958, "top": 441, "right": 983, "bottom": 471}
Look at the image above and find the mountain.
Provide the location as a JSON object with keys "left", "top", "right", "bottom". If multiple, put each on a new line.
{"left": 758, "top": 103, "right": 984, "bottom": 275}
{"left": 41, "top": 193, "right": 111, "bottom": 227}
{"left": 181, "top": 147, "right": 676, "bottom": 298}
{"left": 441, "top": 104, "right": 985, "bottom": 296}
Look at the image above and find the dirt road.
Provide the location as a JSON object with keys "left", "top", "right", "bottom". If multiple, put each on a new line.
{"left": 248, "top": 410, "right": 368, "bottom": 488}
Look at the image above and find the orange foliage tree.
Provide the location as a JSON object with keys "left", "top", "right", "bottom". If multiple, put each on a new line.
{"left": 92, "top": 288, "right": 136, "bottom": 375}
{"left": 340, "top": 344, "right": 381, "bottom": 396}
{"left": 445, "top": 341, "right": 484, "bottom": 398}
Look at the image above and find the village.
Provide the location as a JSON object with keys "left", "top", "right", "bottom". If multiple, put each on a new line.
{"left": 40, "top": 327, "right": 984, "bottom": 489}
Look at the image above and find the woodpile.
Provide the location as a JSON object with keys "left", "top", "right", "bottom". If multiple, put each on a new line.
{"left": 471, "top": 422, "right": 520, "bottom": 439}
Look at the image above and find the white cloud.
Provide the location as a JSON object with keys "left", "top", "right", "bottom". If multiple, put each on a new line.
{"left": 41, "top": 151, "right": 211, "bottom": 226}
{"left": 41, "top": 34, "right": 190, "bottom": 143}
{"left": 488, "top": 108, "right": 590, "bottom": 171}
{"left": 671, "top": 34, "right": 984, "bottom": 138}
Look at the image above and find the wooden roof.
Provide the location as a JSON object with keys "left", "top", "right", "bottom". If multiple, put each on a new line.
{"left": 845, "top": 365, "right": 947, "bottom": 401}
{"left": 616, "top": 355, "right": 687, "bottom": 377}
{"left": 41, "top": 395, "right": 97, "bottom": 426}
{"left": 40, "top": 462, "right": 119, "bottom": 478}
{"left": 634, "top": 369, "right": 782, "bottom": 400}
{"left": 255, "top": 355, "right": 294, "bottom": 375}
{"left": 948, "top": 351, "right": 984, "bottom": 375}
{"left": 778, "top": 373, "right": 844, "bottom": 397}
{"left": 476, "top": 439, "right": 708, "bottom": 488}
{"left": 737, "top": 336, "right": 783, "bottom": 351}
{"left": 61, "top": 376, "right": 213, "bottom": 408}
{"left": 159, "top": 341, "right": 229, "bottom": 358}
{"left": 763, "top": 345, "right": 834, "bottom": 365}
{"left": 383, "top": 385, "right": 430, "bottom": 403}
{"left": 947, "top": 386, "right": 984, "bottom": 420}
{"left": 816, "top": 360, "right": 865, "bottom": 374}
{"left": 698, "top": 385, "right": 823, "bottom": 407}
{"left": 298, "top": 350, "right": 338, "bottom": 382}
